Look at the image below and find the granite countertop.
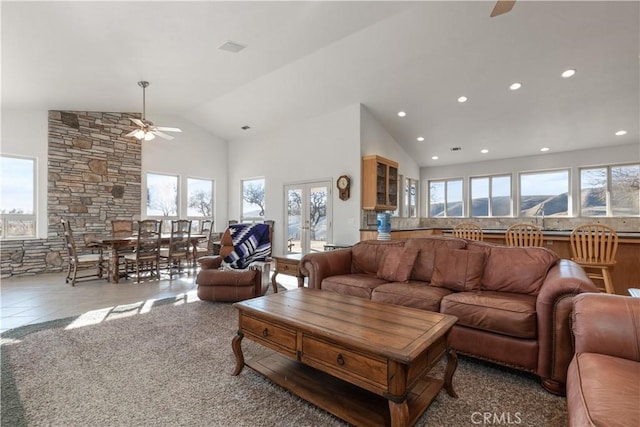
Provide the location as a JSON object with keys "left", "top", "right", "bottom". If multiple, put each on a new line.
{"left": 360, "top": 227, "right": 640, "bottom": 239}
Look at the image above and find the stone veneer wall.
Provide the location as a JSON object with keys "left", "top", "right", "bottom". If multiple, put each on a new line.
{"left": 0, "top": 111, "right": 141, "bottom": 278}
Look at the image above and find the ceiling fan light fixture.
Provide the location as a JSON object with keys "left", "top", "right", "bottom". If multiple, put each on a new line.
{"left": 144, "top": 132, "right": 156, "bottom": 141}
{"left": 133, "top": 129, "right": 145, "bottom": 140}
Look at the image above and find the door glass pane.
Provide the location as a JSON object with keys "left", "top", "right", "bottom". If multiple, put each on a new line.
{"left": 286, "top": 188, "right": 302, "bottom": 254}
{"left": 309, "top": 185, "right": 328, "bottom": 253}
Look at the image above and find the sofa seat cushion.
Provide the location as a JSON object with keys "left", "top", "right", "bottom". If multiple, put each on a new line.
{"left": 322, "top": 273, "right": 388, "bottom": 299}
{"left": 441, "top": 291, "right": 537, "bottom": 339}
{"left": 371, "top": 282, "right": 453, "bottom": 311}
{"left": 567, "top": 353, "right": 640, "bottom": 427}
{"left": 196, "top": 268, "right": 257, "bottom": 286}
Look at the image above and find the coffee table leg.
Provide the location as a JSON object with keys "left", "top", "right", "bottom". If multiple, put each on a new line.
{"left": 444, "top": 348, "right": 458, "bottom": 398}
{"left": 388, "top": 400, "right": 409, "bottom": 427}
{"left": 232, "top": 331, "right": 245, "bottom": 376}
{"left": 271, "top": 271, "right": 279, "bottom": 294}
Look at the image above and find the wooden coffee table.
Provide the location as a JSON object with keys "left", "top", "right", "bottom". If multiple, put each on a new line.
{"left": 232, "top": 288, "right": 458, "bottom": 427}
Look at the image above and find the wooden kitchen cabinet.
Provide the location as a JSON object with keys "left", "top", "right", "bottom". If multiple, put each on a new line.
{"left": 362, "top": 155, "right": 399, "bottom": 211}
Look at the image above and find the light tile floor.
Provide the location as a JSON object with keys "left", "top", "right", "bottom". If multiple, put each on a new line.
{"left": 1, "top": 270, "right": 300, "bottom": 333}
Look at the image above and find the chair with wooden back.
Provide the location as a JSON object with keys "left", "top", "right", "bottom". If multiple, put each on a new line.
{"left": 192, "top": 219, "right": 214, "bottom": 267}
{"left": 452, "top": 222, "right": 484, "bottom": 241}
{"left": 111, "top": 220, "right": 134, "bottom": 237}
{"left": 124, "top": 219, "right": 162, "bottom": 282}
{"left": 160, "top": 219, "right": 192, "bottom": 278}
{"left": 505, "top": 223, "right": 544, "bottom": 247}
{"left": 61, "top": 218, "right": 106, "bottom": 286}
{"left": 570, "top": 224, "right": 619, "bottom": 294}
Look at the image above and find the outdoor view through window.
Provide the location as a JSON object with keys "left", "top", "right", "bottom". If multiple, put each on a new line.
{"left": 1, "top": 156, "right": 36, "bottom": 238}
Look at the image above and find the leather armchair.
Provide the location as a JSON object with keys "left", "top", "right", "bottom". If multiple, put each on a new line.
{"left": 566, "top": 293, "right": 640, "bottom": 426}
{"left": 196, "top": 222, "right": 272, "bottom": 302}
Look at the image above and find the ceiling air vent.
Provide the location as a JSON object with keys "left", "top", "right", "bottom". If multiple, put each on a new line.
{"left": 217, "top": 40, "right": 247, "bottom": 53}
{"left": 241, "top": 125, "right": 251, "bottom": 130}
{"left": 450, "top": 146, "right": 462, "bottom": 152}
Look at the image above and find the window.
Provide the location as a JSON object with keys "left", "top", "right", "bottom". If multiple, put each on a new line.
{"left": 428, "top": 178, "right": 463, "bottom": 217}
{"left": 241, "top": 178, "right": 265, "bottom": 220}
{"left": 1, "top": 155, "right": 36, "bottom": 239}
{"left": 580, "top": 163, "right": 640, "bottom": 216}
{"left": 519, "top": 170, "right": 569, "bottom": 217}
{"left": 146, "top": 173, "right": 178, "bottom": 218}
{"left": 470, "top": 175, "right": 512, "bottom": 217}
{"left": 187, "top": 178, "right": 213, "bottom": 218}
{"left": 404, "top": 177, "right": 418, "bottom": 218}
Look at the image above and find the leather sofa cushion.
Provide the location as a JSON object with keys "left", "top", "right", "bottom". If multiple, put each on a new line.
{"left": 431, "top": 247, "right": 485, "bottom": 292}
{"left": 466, "top": 241, "right": 558, "bottom": 295}
{"left": 567, "top": 353, "right": 640, "bottom": 427}
{"left": 371, "top": 282, "right": 452, "bottom": 311}
{"left": 322, "top": 273, "right": 388, "bottom": 299}
{"left": 377, "top": 247, "right": 419, "bottom": 283}
{"left": 196, "top": 268, "right": 257, "bottom": 286}
{"left": 351, "top": 240, "right": 405, "bottom": 276}
{"left": 441, "top": 291, "right": 537, "bottom": 339}
{"left": 405, "top": 237, "right": 467, "bottom": 282}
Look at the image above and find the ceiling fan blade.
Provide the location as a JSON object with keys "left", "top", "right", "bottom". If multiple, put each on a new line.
{"left": 154, "top": 126, "right": 182, "bottom": 133}
{"left": 152, "top": 130, "right": 175, "bottom": 140}
{"left": 490, "top": 0, "right": 515, "bottom": 17}
{"left": 124, "top": 130, "right": 139, "bottom": 137}
{"left": 129, "top": 118, "right": 145, "bottom": 127}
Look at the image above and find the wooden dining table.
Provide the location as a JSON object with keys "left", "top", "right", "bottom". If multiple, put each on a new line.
{"left": 91, "top": 234, "right": 206, "bottom": 283}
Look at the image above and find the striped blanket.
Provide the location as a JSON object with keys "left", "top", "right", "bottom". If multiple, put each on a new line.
{"left": 223, "top": 223, "right": 271, "bottom": 269}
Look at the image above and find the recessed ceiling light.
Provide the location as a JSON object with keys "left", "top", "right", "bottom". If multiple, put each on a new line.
{"left": 540, "top": 147, "right": 550, "bottom": 152}
{"left": 561, "top": 69, "right": 576, "bottom": 78}
{"left": 615, "top": 130, "right": 627, "bottom": 136}
{"left": 457, "top": 96, "right": 468, "bottom": 103}
{"left": 397, "top": 111, "right": 407, "bottom": 117}
{"left": 431, "top": 156, "right": 439, "bottom": 160}
{"left": 480, "top": 149, "right": 489, "bottom": 154}
{"left": 509, "top": 82, "right": 522, "bottom": 90}
{"left": 417, "top": 136, "right": 425, "bottom": 142}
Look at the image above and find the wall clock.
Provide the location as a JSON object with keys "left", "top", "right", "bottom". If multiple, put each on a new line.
{"left": 337, "top": 175, "right": 351, "bottom": 201}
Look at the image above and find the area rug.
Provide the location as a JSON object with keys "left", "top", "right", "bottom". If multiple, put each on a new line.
{"left": 1, "top": 294, "right": 567, "bottom": 427}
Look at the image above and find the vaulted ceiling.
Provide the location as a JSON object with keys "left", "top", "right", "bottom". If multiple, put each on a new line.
{"left": 2, "top": 1, "right": 638, "bottom": 166}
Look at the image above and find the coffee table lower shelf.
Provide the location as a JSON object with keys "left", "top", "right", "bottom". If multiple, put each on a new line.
{"left": 246, "top": 351, "right": 444, "bottom": 427}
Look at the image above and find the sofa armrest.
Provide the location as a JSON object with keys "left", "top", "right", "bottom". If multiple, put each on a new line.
{"left": 300, "top": 249, "right": 353, "bottom": 289}
{"left": 197, "top": 255, "right": 223, "bottom": 270}
{"left": 535, "top": 259, "right": 600, "bottom": 391}
{"left": 573, "top": 293, "right": 640, "bottom": 362}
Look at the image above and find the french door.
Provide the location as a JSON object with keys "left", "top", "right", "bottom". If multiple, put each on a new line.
{"left": 284, "top": 181, "right": 331, "bottom": 255}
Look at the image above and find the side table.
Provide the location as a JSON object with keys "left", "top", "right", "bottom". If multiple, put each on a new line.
{"left": 271, "top": 254, "right": 304, "bottom": 293}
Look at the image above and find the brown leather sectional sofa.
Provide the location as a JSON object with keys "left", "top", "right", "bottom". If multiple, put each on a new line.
{"left": 567, "top": 293, "right": 640, "bottom": 426}
{"left": 300, "top": 236, "right": 599, "bottom": 395}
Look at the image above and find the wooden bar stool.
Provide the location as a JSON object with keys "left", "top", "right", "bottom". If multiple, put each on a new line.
{"left": 452, "top": 222, "right": 484, "bottom": 241}
{"left": 569, "top": 224, "right": 619, "bottom": 294}
{"left": 505, "top": 223, "right": 544, "bottom": 247}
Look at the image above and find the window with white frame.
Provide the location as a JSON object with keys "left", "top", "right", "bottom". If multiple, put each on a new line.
{"left": 187, "top": 178, "right": 213, "bottom": 218}
{"left": 1, "top": 155, "right": 36, "bottom": 239}
{"left": 580, "top": 163, "right": 639, "bottom": 216}
{"left": 470, "top": 174, "right": 512, "bottom": 217}
{"left": 428, "top": 178, "right": 463, "bottom": 217}
{"left": 519, "top": 170, "right": 569, "bottom": 217}
{"left": 146, "top": 172, "right": 178, "bottom": 219}
{"left": 405, "top": 177, "right": 418, "bottom": 218}
{"left": 241, "top": 178, "right": 265, "bottom": 221}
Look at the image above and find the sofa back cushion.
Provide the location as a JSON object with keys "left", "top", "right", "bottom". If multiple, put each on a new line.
{"left": 405, "top": 237, "right": 467, "bottom": 282}
{"left": 466, "top": 240, "right": 559, "bottom": 295}
{"left": 377, "top": 247, "right": 420, "bottom": 283}
{"left": 431, "top": 247, "right": 486, "bottom": 292}
{"left": 351, "top": 240, "right": 405, "bottom": 275}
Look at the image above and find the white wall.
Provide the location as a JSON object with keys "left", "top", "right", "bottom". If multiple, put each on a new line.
{"left": 360, "top": 105, "right": 420, "bottom": 181}
{"left": 1, "top": 110, "right": 49, "bottom": 238}
{"left": 420, "top": 142, "right": 640, "bottom": 217}
{"left": 227, "top": 104, "right": 362, "bottom": 255}
{"left": 141, "top": 114, "right": 228, "bottom": 231}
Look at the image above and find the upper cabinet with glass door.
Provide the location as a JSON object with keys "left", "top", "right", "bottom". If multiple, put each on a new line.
{"left": 362, "top": 155, "right": 399, "bottom": 211}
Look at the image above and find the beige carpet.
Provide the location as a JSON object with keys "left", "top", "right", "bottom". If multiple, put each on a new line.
{"left": 1, "top": 294, "right": 567, "bottom": 427}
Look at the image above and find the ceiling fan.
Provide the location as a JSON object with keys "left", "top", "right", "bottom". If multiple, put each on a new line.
{"left": 125, "top": 81, "right": 182, "bottom": 141}
{"left": 490, "top": 0, "right": 516, "bottom": 17}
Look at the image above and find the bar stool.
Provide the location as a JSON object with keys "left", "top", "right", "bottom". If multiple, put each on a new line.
{"left": 569, "top": 224, "right": 619, "bottom": 294}
{"left": 452, "top": 222, "right": 484, "bottom": 241}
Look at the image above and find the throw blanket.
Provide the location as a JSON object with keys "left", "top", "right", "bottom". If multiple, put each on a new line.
{"left": 223, "top": 223, "right": 271, "bottom": 269}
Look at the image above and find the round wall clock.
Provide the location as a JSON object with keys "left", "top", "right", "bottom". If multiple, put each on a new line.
{"left": 337, "top": 175, "right": 351, "bottom": 201}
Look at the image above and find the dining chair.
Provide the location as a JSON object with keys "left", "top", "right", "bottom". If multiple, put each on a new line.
{"left": 452, "top": 222, "right": 484, "bottom": 241}
{"left": 111, "top": 220, "right": 134, "bottom": 237}
{"left": 124, "top": 219, "right": 162, "bottom": 282}
{"left": 192, "top": 219, "right": 214, "bottom": 267}
{"left": 61, "top": 218, "right": 106, "bottom": 286}
{"left": 160, "top": 219, "right": 192, "bottom": 278}
{"left": 569, "top": 224, "right": 619, "bottom": 294}
{"left": 505, "top": 223, "right": 544, "bottom": 247}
